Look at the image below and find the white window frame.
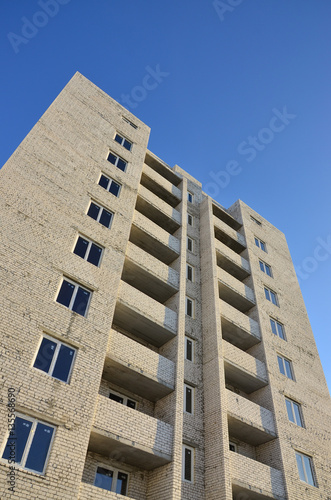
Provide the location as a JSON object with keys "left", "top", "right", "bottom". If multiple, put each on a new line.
{"left": 187, "top": 236, "right": 194, "bottom": 252}
{"left": 285, "top": 397, "right": 304, "bottom": 427}
{"left": 33, "top": 334, "right": 76, "bottom": 383}
{"left": 114, "top": 132, "right": 132, "bottom": 151}
{"left": 187, "top": 191, "right": 193, "bottom": 203}
{"left": 264, "top": 286, "right": 278, "bottom": 306}
{"left": 87, "top": 200, "right": 114, "bottom": 228}
{"left": 185, "top": 297, "right": 195, "bottom": 318}
{"left": 107, "top": 151, "right": 127, "bottom": 171}
{"left": 259, "top": 260, "right": 272, "bottom": 277}
{"left": 73, "top": 235, "right": 104, "bottom": 267}
{"left": 255, "top": 237, "right": 267, "bottom": 252}
{"left": 122, "top": 116, "right": 137, "bottom": 129}
{"left": 1, "top": 413, "right": 55, "bottom": 475}
{"left": 56, "top": 278, "right": 92, "bottom": 317}
{"left": 108, "top": 389, "right": 137, "bottom": 409}
{"left": 94, "top": 465, "right": 129, "bottom": 494}
{"left": 270, "top": 318, "right": 286, "bottom": 340}
{"left": 184, "top": 383, "right": 194, "bottom": 414}
{"left": 295, "top": 451, "right": 316, "bottom": 486}
{"left": 277, "top": 354, "right": 294, "bottom": 380}
{"left": 182, "top": 445, "right": 194, "bottom": 483}
{"left": 98, "top": 173, "right": 121, "bottom": 197}
{"left": 186, "top": 264, "right": 194, "bottom": 282}
{"left": 185, "top": 336, "right": 194, "bottom": 362}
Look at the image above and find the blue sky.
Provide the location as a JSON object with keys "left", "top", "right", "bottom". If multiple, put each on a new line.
{"left": 1, "top": 0, "right": 330, "bottom": 390}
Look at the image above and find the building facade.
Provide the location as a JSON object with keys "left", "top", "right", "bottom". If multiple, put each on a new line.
{"left": 0, "top": 72, "right": 330, "bottom": 500}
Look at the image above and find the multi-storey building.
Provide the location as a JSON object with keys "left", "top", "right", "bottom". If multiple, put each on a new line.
{"left": 0, "top": 72, "right": 330, "bottom": 500}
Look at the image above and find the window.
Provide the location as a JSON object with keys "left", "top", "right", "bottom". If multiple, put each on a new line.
{"left": 87, "top": 201, "right": 113, "bottom": 228}
{"left": 277, "top": 354, "right": 294, "bottom": 380}
{"left": 98, "top": 174, "right": 121, "bottom": 197}
{"left": 1, "top": 414, "right": 55, "bottom": 474}
{"left": 185, "top": 337, "right": 194, "bottom": 362}
{"left": 229, "top": 441, "right": 237, "bottom": 452}
{"left": 264, "top": 287, "right": 278, "bottom": 305}
{"left": 285, "top": 398, "right": 304, "bottom": 427}
{"left": 73, "top": 236, "right": 103, "bottom": 267}
{"left": 94, "top": 466, "right": 129, "bottom": 495}
{"left": 122, "top": 116, "right": 137, "bottom": 129}
{"left": 33, "top": 335, "right": 76, "bottom": 383}
{"left": 187, "top": 192, "right": 193, "bottom": 203}
{"left": 109, "top": 390, "right": 136, "bottom": 409}
{"left": 187, "top": 264, "right": 194, "bottom": 282}
{"left": 295, "top": 452, "right": 316, "bottom": 486}
{"left": 184, "top": 384, "right": 194, "bottom": 414}
{"left": 107, "top": 151, "right": 127, "bottom": 172}
{"left": 187, "top": 214, "right": 193, "bottom": 226}
{"left": 56, "top": 278, "right": 91, "bottom": 317}
{"left": 187, "top": 237, "right": 194, "bottom": 252}
{"left": 114, "top": 133, "right": 132, "bottom": 151}
{"left": 186, "top": 297, "right": 194, "bottom": 318}
{"left": 182, "top": 445, "right": 194, "bottom": 483}
{"left": 259, "top": 260, "right": 272, "bottom": 277}
{"left": 255, "top": 237, "right": 266, "bottom": 252}
{"left": 251, "top": 216, "right": 262, "bottom": 226}
{"left": 270, "top": 318, "right": 286, "bottom": 340}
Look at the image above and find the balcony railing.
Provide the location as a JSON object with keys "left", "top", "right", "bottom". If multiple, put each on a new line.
{"left": 103, "top": 329, "right": 175, "bottom": 401}
{"left": 214, "top": 216, "right": 246, "bottom": 253}
{"left": 136, "top": 185, "right": 181, "bottom": 234}
{"left": 113, "top": 281, "right": 177, "bottom": 347}
{"left": 141, "top": 163, "right": 182, "bottom": 207}
{"left": 227, "top": 389, "right": 277, "bottom": 445}
{"left": 223, "top": 340, "right": 268, "bottom": 393}
{"left": 220, "top": 300, "right": 261, "bottom": 350}
{"left": 89, "top": 395, "right": 173, "bottom": 470}
{"left": 218, "top": 268, "right": 255, "bottom": 312}
{"left": 215, "top": 238, "right": 250, "bottom": 281}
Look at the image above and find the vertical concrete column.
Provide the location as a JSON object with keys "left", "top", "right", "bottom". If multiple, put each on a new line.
{"left": 200, "top": 197, "right": 232, "bottom": 500}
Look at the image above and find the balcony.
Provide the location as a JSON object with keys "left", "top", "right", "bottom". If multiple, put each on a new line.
{"left": 214, "top": 216, "right": 246, "bottom": 254}
{"left": 113, "top": 281, "right": 177, "bottom": 347}
{"left": 212, "top": 202, "right": 242, "bottom": 230}
{"left": 231, "top": 453, "right": 286, "bottom": 499}
{"left": 145, "top": 150, "right": 182, "bottom": 186}
{"left": 80, "top": 482, "right": 133, "bottom": 499}
{"left": 220, "top": 300, "right": 261, "bottom": 350}
{"left": 89, "top": 395, "right": 173, "bottom": 470}
{"left": 218, "top": 268, "right": 255, "bottom": 312}
{"left": 141, "top": 163, "right": 181, "bottom": 207}
{"left": 103, "top": 329, "right": 175, "bottom": 401}
{"left": 136, "top": 185, "right": 181, "bottom": 234}
{"left": 223, "top": 340, "right": 268, "bottom": 393}
{"left": 215, "top": 239, "right": 250, "bottom": 281}
{"left": 122, "top": 242, "right": 179, "bottom": 303}
{"left": 130, "top": 211, "right": 180, "bottom": 265}
{"left": 227, "top": 389, "right": 276, "bottom": 445}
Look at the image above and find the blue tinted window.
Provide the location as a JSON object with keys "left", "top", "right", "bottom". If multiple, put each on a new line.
{"left": 277, "top": 355, "right": 285, "bottom": 375}
{"left": 56, "top": 280, "right": 75, "bottom": 308}
{"left": 123, "top": 139, "right": 131, "bottom": 151}
{"left": 87, "top": 243, "right": 102, "bottom": 266}
{"left": 95, "top": 467, "right": 113, "bottom": 491}
{"left": 117, "top": 158, "right": 126, "bottom": 171}
{"left": 52, "top": 344, "right": 75, "bottom": 383}
{"left": 116, "top": 472, "right": 128, "bottom": 494}
{"left": 2, "top": 416, "right": 32, "bottom": 464}
{"left": 72, "top": 287, "right": 90, "bottom": 316}
{"left": 286, "top": 399, "right": 295, "bottom": 423}
{"left": 270, "top": 319, "right": 277, "bottom": 335}
{"left": 73, "top": 237, "right": 89, "bottom": 259}
{"left": 99, "top": 209, "right": 112, "bottom": 228}
{"left": 260, "top": 241, "right": 266, "bottom": 252}
{"left": 33, "top": 337, "right": 57, "bottom": 373}
{"left": 25, "top": 422, "right": 54, "bottom": 473}
{"left": 114, "top": 134, "right": 122, "bottom": 145}
{"left": 87, "top": 202, "right": 100, "bottom": 221}
{"left": 109, "top": 180, "right": 120, "bottom": 197}
{"left": 98, "top": 175, "right": 109, "bottom": 189}
{"left": 107, "top": 152, "right": 117, "bottom": 165}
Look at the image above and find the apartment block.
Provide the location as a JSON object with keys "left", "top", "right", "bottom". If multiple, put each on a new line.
{"left": 0, "top": 72, "right": 330, "bottom": 500}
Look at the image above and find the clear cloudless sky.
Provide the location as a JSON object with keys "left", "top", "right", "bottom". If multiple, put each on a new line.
{"left": 1, "top": 0, "right": 330, "bottom": 390}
